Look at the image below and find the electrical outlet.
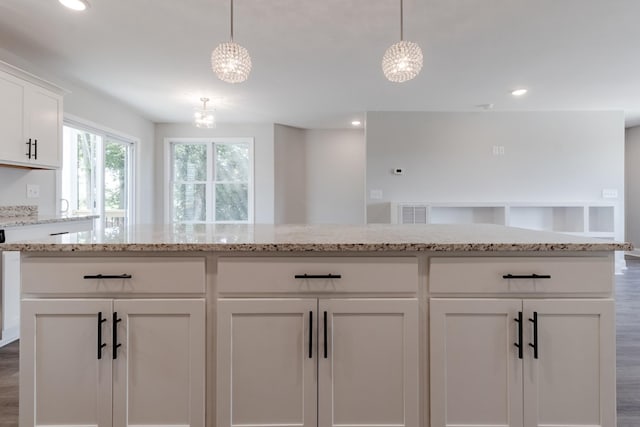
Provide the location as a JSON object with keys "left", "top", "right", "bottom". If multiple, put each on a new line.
{"left": 370, "top": 189, "right": 383, "bottom": 200}
{"left": 26, "top": 184, "right": 40, "bottom": 199}
{"left": 492, "top": 145, "right": 505, "bottom": 156}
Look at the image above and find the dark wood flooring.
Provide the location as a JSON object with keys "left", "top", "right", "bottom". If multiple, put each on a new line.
{"left": 0, "top": 339, "right": 18, "bottom": 427}
{"left": 0, "top": 261, "right": 638, "bottom": 427}
{"left": 616, "top": 258, "right": 640, "bottom": 427}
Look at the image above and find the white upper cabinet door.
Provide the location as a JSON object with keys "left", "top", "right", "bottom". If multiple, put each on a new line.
{"left": 430, "top": 298, "right": 524, "bottom": 427}
{"left": 0, "top": 71, "right": 26, "bottom": 164}
{"left": 24, "top": 83, "right": 62, "bottom": 168}
{"left": 217, "top": 298, "right": 318, "bottom": 427}
{"left": 318, "top": 298, "right": 419, "bottom": 427}
{"left": 20, "top": 298, "right": 113, "bottom": 427}
{"left": 523, "top": 299, "right": 615, "bottom": 427}
{"left": 112, "top": 299, "right": 205, "bottom": 427}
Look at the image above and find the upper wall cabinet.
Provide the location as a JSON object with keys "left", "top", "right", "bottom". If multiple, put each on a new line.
{"left": 0, "top": 63, "right": 63, "bottom": 169}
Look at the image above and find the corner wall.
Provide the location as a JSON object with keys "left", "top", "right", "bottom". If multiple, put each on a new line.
{"left": 626, "top": 126, "right": 640, "bottom": 249}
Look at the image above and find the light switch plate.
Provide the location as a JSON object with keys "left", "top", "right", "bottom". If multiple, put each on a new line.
{"left": 26, "top": 184, "right": 40, "bottom": 198}
{"left": 602, "top": 189, "right": 618, "bottom": 199}
{"left": 369, "top": 189, "right": 383, "bottom": 200}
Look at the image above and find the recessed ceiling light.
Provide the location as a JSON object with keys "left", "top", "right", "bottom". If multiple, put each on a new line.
{"left": 351, "top": 120, "right": 362, "bottom": 126}
{"left": 59, "top": 0, "right": 89, "bottom": 11}
{"left": 511, "top": 89, "right": 528, "bottom": 97}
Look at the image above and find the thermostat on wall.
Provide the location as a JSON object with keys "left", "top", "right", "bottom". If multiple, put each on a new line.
{"left": 392, "top": 168, "right": 404, "bottom": 175}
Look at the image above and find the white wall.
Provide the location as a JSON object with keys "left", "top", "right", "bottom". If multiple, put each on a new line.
{"left": 155, "top": 123, "right": 275, "bottom": 224}
{"left": 626, "top": 126, "right": 640, "bottom": 249}
{"left": 0, "top": 48, "right": 156, "bottom": 223}
{"left": 274, "top": 124, "right": 307, "bottom": 223}
{"left": 304, "top": 129, "right": 365, "bottom": 224}
{"left": 273, "top": 127, "right": 365, "bottom": 224}
{"left": 366, "top": 111, "right": 625, "bottom": 230}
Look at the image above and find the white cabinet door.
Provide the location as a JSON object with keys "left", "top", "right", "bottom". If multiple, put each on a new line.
{"left": 20, "top": 299, "right": 113, "bottom": 427}
{"left": 0, "top": 251, "right": 20, "bottom": 345}
{"left": 318, "top": 299, "right": 418, "bottom": 427}
{"left": 523, "top": 299, "right": 615, "bottom": 427}
{"left": 113, "top": 299, "right": 205, "bottom": 427}
{"left": 0, "top": 71, "right": 27, "bottom": 164}
{"left": 218, "top": 299, "right": 318, "bottom": 427}
{"left": 25, "top": 84, "right": 62, "bottom": 168}
{"left": 430, "top": 298, "right": 524, "bottom": 427}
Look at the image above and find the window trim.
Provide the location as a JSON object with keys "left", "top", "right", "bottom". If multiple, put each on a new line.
{"left": 164, "top": 137, "right": 255, "bottom": 224}
{"left": 61, "top": 114, "right": 138, "bottom": 227}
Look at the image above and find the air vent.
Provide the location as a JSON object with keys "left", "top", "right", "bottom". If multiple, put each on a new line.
{"left": 400, "top": 205, "right": 428, "bottom": 224}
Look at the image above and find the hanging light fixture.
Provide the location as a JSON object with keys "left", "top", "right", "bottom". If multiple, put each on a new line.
{"left": 194, "top": 98, "right": 216, "bottom": 128}
{"left": 211, "top": 0, "right": 252, "bottom": 83}
{"left": 382, "top": 0, "right": 423, "bottom": 83}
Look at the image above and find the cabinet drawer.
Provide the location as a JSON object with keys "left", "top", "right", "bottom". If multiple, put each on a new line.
{"left": 429, "top": 256, "right": 613, "bottom": 294}
{"left": 22, "top": 257, "right": 205, "bottom": 294}
{"left": 218, "top": 257, "right": 418, "bottom": 294}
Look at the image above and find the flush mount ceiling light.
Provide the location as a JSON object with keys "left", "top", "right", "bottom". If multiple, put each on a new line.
{"left": 194, "top": 98, "right": 216, "bottom": 129}
{"left": 59, "top": 0, "right": 89, "bottom": 11}
{"left": 511, "top": 88, "right": 528, "bottom": 96}
{"left": 211, "top": 0, "right": 252, "bottom": 84}
{"left": 351, "top": 120, "right": 362, "bottom": 126}
{"left": 382, "top": 0, "right": 423, "bottom": 83}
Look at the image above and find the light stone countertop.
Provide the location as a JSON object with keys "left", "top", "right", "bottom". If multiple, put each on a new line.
{"left": 0, "top": 213, "right": 99, "bottom": 228}
{"left": 0, "top": 223, "right": 632, "bottom": 252}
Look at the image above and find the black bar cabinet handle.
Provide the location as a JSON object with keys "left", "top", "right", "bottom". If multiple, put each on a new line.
{"left": 323, "top": 311, "right": 328, "bottom": 359}
{"left": 33, "top": 139, "right": 37, "bottom": 160}
{"left": 294, "top": 274, "right": 342, "bottom": 279}
{"left": 309, "top": 311, "right": 313, "bottom": 358}
{"left": 514, "top": 311, "right": 523, "bottom": 359}
{"left": 26, "top": 138, "right": 31, "bottom": 159}
{"left": 84, "top": 274, "right": 133, "bottom": 279}
{"left": 503, "top": 274, "right": 551, "bottom": 280}
{"left": 97, "top": 312, "right": 107, "bottom": 360}
{"left": 112, "top": 312, "right": 122, "bottom": 359}
{"left": 529, "top": 311, "right": 538, "bottom": 359}
{"left": 49, "top": 231, "right": 70, "bottom": 236}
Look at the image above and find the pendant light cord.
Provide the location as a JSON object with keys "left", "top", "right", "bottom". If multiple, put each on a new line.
{"left": 400, "top": 0, "right": 404, "bottom": 41}
{"left": 230, "top": 0, "right": 234, "bottom": 41}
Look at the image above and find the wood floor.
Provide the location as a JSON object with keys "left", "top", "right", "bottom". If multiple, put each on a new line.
{"left": 0, "top": 261, "right": 639, "bottom": 427}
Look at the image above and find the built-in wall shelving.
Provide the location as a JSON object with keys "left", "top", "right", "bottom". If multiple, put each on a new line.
{"left": 391, "top": 202, "right": 617, "bottom": 240}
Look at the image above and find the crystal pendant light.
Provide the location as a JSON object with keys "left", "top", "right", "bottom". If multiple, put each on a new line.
{"left": 194, "top": 98, "right": 216, "bottom": 129}
{"left": 211, "top": 0, "right": 252, "bottom": 83}
{"left": 382, "top": 0, "right": 423, "bottom": 83}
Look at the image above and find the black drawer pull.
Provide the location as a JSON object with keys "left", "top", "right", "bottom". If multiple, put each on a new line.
{"left": 33, "top": 139, "right": 38, "bottom": 160}
{"left": 502, "top": 274, "right": 551, "bottom": 279}
{"left": 84, "top": 274, "right": 133, "bottom": 279}
{"left": 514, "top": 311, "right": 523, "bottom": 359}
{"left": 26, "top": 138, "right": 32, "bottom": 159}
{"left": 97, "top": 312, "right": 107, "bottom": 360}
{"left": 113, "top": 312, "right": 122, "bottom": 359}
{"left": 294, "top": 274, "right": 342, "bottom": 279}
{"left": 49, "top": 232, "right": 69, "bottom": 236}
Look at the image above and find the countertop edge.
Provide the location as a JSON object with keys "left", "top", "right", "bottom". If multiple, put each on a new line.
{"left": 0, "top": 242, "right": 633, "bottom": 253}
{"left": 0, "top": 215, "right": 99, "bottom": 228}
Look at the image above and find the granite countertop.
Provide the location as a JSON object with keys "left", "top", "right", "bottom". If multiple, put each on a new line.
{"left": 0, "top": 223, "right": 632, "bottom": 252}
{"left": 0, "top": 204, "right": 98, "bottom": 227}
{"left": 0, "top": 213, "right": 99, "bottom": 228}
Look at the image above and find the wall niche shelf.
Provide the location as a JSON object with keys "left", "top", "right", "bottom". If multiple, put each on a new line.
{"left": 391, "top": 202, "right": 617, "bottom": 240}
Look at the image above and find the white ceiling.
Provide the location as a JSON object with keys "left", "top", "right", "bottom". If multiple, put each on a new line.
{"left": 1, "top": 0, "right": 640, "bottom": 128}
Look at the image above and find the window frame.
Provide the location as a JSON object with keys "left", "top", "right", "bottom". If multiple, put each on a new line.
{"left": 164, "top": 137, "right": 255, "bottom": 224}
{"left": 60, "top": 115, "right": 137, "bottom": 228}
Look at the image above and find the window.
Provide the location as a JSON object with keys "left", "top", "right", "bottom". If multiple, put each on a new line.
{"left": 167, "top": 138, "right": 253, "bottom": 223}
{"left": 61, "top": 122, "right": 135, "bottom": 228}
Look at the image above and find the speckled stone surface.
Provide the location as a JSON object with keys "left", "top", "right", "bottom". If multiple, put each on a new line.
{"left": 0, "top": 205, "right": 37, "bottom": 218}
{"left": 0, "top": 223, "right": 632, "bottom": 252}
{"left": 0, "top": 213, "right": 99, "bottom": 228}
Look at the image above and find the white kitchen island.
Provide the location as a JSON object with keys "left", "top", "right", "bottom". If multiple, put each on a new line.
{"left": 0, "top": 223, "right": 631, "bottom": 427}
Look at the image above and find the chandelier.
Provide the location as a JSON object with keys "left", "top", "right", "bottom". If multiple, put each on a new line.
{"left": 211, "top": 0, "right": 252, "bottom": 83}
{"left": 194, "top": 98, "right": 216, "bottom": 128}
{"left": 382, "top": 0, "right": 423, "bottom": 83}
